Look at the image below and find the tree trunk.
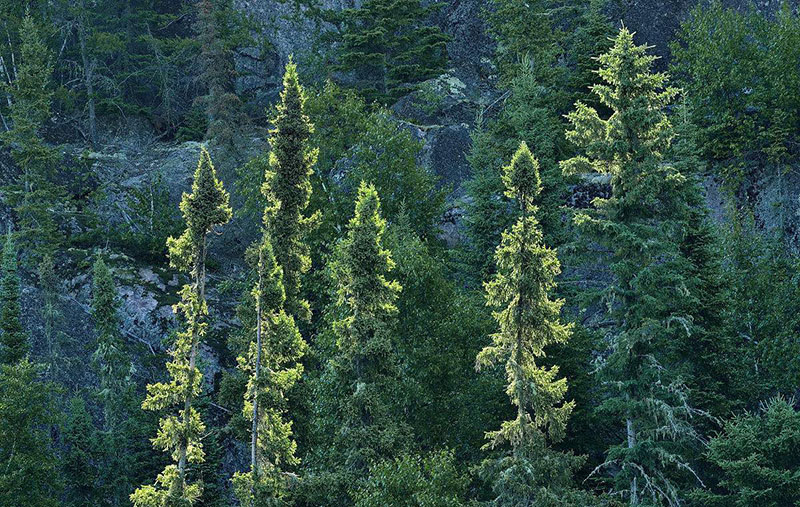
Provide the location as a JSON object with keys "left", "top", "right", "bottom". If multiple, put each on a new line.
{"left": 627, "top": 416, "right": 637, "bottom": 505}
{"left": 251, "top": 248, "right": 263, "bottom": 483}
{"left": 77, "top": 14, "right": 97, "bottom": 147}
{"left": 178, "top": 239, "right": 208, "bottom": 493}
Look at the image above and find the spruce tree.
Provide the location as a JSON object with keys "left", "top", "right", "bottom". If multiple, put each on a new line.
{"left": 0, "top": 358, "right": 60, "bottom": 507}
{"left": 331, "top": 0, "right": 450, "bottom": 104}
{"left": 194, "top": 0, "right": 247, "bottom": 145}
{"left": 0, "top": 231, "right": 27, "bottom": 365}
{"left": 38, "top": 254, "right": 61, "bottom": 374}
{"left": 692, "top": 396, "right": 800, "bottom": 506}
{"left": 131, "top": 147, "right": 231, "bottom": 506}
{"left": 1, "top": 14, "right": 63, "bottom": 255}
{"left": 310, "top": 183, "right": 411, "bottom": 504}
{"left": 476, "top": 142, "right": 589, "bottom": 505}
{"left": 91, "top": 257, "right": 132, "bottom": 431}
{"left": 63, "top": 396, "right": 100, "bottom": 506}
{"left": 263, "top": 59, "right": 318, "bottom": 323}
{"left": 232, "top": 233, "right": 307, "bottom": 505}
{"left": 561, "top": 29, "right": 705, "bottom": 504}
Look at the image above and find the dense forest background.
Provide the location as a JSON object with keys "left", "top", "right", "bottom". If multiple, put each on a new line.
{"left": 1, "top": 0, "right": 800, "bottom": 505}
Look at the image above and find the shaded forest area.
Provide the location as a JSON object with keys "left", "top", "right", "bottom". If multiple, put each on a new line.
{"left": 1, "top": 0, "right": 800, "bottom": 505}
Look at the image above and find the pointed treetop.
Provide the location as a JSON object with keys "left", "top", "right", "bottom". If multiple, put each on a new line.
{"left": 276, "top": 56, "right": 310, "bottom": 124}
{"left": 169, "top": 147, "right": 232, "bottom": 271}
{"left": 502, "top": 141, "right": 542, "bottom": 207}
{"left": 184, "top": 146, "right": 232, "bottom": 234}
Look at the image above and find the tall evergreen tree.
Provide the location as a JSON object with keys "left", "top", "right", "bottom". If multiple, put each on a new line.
{"left": 91, "top": 258, "right": 132, "bottom": 431}
{"left": 330, "top": 0, "right": 450, "bottom": 104}
{"left": 232, "top": 229, "right": 307, "bottom": 505}
{"left": 0, "top": 358, "right": 60, "bottom": 506}
{"left": 37, "top": 254, "right": 61, "bottom": 374}
{"left": 476, "top": 142, "right": 589, "bottom": 505}
{"left": 131, "top": 147, "right": 231, "bottom": 506}
{"left": 309, "top": 183, "right": 411, "bottom": 504}
{"left": 1, "top": 14, "right": 63, "bottom": 255}
{"left": 561, "top": 29, "right": 706, "bottom": 505}
{"left": 692, "top": 396, "right": 800, "bottom": 506}
{"left": 0, "top": 231, "right": 27, "bottom": 365}
{"left": 63, "top": 396, "right": 100, "bottom": 507}
{"left": 263, "top": 59, "right": 318, "bottom": 323}
{"left": 194, "top": 0, "right": 248, "bottom": 145}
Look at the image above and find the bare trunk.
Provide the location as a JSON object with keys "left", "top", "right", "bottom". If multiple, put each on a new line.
{"left": 251, "top": 248, "right": 263, "bottom": 483}
{"left": 627, "top": 416, "right": 637, "bottom": 505}
{"left": 77, "top": 12, "right": 97, "bottom": 146}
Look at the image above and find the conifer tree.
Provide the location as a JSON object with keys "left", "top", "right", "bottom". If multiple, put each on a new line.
{"left": 331, "top": 0, "right": 450, "bottom": 104}
{"left": 232, "top": 236, "right": 307, "bottom": 505}
{"left": 0, "top": 358, "right": 60, "bottom": 507}
{"left": 1, "top": 14, "right": 63, "bottom": 255}
{"left": 692, "top": 396, "right": 800, "bottom": 506}
{"left": 310, "top": 183, "right": 411, "bottom": 504}
{"left": 476, "top": 142, "right": 588, "bottom": 504}
{"left": 561, "top": 29, "right": 705, "bottom": 505}
{"left": 0, "top": 231, "right": 27, "bottom": 365}
{"left": 38, "top": 254, "right": 61, "bottom": 374}
{"left": 91, "top": 257, "right": 132, "bottom": 431}
{"left": 63, "top": 396, "right": 100, "bottom": 506}
{"left": 194, "top": 0, "right": 247, "bottom": 145}
{"left": 669, "top": 108, "right": 744, "bottom": 422}
{"left": 263, "top": 59, "right": 319, "bottom": 323}
{"left": 131, "top": 147, "right": 231, "bottom": 506}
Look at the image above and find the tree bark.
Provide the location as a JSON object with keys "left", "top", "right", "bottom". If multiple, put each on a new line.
{"left": 627, "top": 416, "right": 637, "bottom": 505}
{"left": 77, "top": 17, "right": 97, "bottom": 146}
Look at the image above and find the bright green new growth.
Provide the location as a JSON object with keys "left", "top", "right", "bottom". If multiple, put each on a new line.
{"left": 477, "top": 142, "right": 585, "bottom": 504}
{"left": 263, "top": 59, "right": 319, "bottom": 323}
{"left": 561, "top": 28, "right": 704, "bottom": 505}
{"left": 232, "top": 211, "right": 307, "bottom": 506}
{"left": 311, "top": 182, "right": 410, "bottom": 503}
{"left": 132, "top": 147, "right": 231, "bottom": 506}
{"left": 0, "top": 232, "right": 27, "bottom": 365}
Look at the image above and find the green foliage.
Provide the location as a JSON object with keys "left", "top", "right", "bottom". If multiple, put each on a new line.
{"left": 305, "top": 81, "right": 444, "bottom": 241}
{"left": 1, "top": 14, "right": 64, "bottom": 256}
{"left": 476, "top": 142, "right": 587, "bottom": 504}
{"left": 720, "top": 212, "right": 800, "bottom": 396}
{"left": 264, "top": 59, "right": 319, "bottom": 323}
{"left": 0, "top": 359, "right": 60, "bottom": 506}
{"left": 462, "top": 1, "right": 612, "bottom": 283}
{"left": 561, "top": 29, "right": 705, "bottom": 504}
{"left": 132, "top": 148, "right": 231, "bottom": 506}
{"left": 63, "top": 396, "right": 101, "bottom": 506}
{"left": 355, "top": 450, "right": 469, "bottom": 507}
{"left": 692, "top": 397, "right": 800, "bottom": 507}
{"left": 384, "top": 216, "right": 505, "bottom": 459}
{"left": 672, "top": 1, "right": 800, "bottom": 184}
{"left": 120, "top": 172, "right": 183, "bottom": 261}
{"left": 91, "top": 258, "right": 133, "bottom": 430}
{"left": 232, "top": 218, "right": 307, "bottom": 505}
{"left": 37, "top": 254, "right": 63, "bottom": 372}
{"left": 308, "top": 183, "right": 411, "bottom": 504}
{"left": 194, "top": 0, "right": 250, "bottom": 145}
{"left": 329, "top": 0, "right": 450, "bottom": 104}
{"left": 0, "top": 232, "right": 27, "bottom": 365}
{"left": 59, "top": 0, "right": 195, "bottom": 135}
